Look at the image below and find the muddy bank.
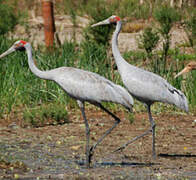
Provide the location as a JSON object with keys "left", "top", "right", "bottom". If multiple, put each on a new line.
{"left": 0, "top": 111, "right": 195, "bottom": 179}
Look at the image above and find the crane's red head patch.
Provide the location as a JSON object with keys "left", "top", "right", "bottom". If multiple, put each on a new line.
{"left": 14, "top": 40, "right": 27, "bottom": 51}
{"left": 110, "top": 16, "right": 121, "bottom": 23}
{"left": 115, "top": 16, "right": 121, "bottom": 21}
{"left": 20, "top": 40, "right": 27, "bottom": 45}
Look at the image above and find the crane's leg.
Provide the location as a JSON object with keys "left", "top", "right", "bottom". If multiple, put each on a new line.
{"left": 77, "top": 101, "right": 91, "bottom": 168}
{"left": 113, "top": 104, "right": 156, "bottom": 156}
{"left": 89, "top": 103, "right": 120, "bottom": 160}
{"left": 147, "top": 104, "right": 156, "bottom": 159}
{"left": 113, "top": 128, "right": 152, "bottom": 152}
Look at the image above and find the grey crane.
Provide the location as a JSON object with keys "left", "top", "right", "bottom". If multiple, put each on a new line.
{"left": 92, "top": 15, "right": 188, "bottom": 159}
{"left": 0, "top": 40, "right": 134, "bottom": 167}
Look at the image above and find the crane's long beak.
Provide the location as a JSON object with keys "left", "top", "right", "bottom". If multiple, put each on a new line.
{"left": 0, "top": 46, "right": 15, "bottom": 59}
{"left": 91, "top": 19, "right": 110, "bottom": 27}
{"left": 175, "top": 67, "right": 189, "bottom": 78}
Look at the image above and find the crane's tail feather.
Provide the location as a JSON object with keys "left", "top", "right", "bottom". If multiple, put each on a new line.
{"left": 169, "top": 88, "right": 189, "bottom": 112}
{"left": 113, "top": 84, "right": 134, "bottom": 111}
{"left": 100, "top": 81, "right": 133, "bottom": 111}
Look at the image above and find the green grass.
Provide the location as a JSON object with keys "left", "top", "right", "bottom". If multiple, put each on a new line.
{"left": 23, "top": 102, "right": 69, "bottom": 127}
{"left": 1, "top": 0, "right": 196, "bottom": 125}
{"left": 0, "top": 33, "right": 196, "bottom": 127}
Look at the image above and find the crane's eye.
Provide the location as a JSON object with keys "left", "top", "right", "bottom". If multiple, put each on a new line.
{"left": 15, "top": 42, "right": 23, "bottom": 47}
{"left": 110, "top": 18, "right": 116, "bottom": 23}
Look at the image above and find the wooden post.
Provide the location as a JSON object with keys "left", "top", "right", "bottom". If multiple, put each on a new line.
{"left": 42, "top": 0, "right": 55, "bottom": 48}
{"left": 193, "top": 0, "right": 196, "bottom": 7}
{"left": 140, "top": 0, "right": 144, "bottom": 5}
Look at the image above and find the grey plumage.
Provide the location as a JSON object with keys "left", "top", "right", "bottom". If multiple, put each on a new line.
{"left": 120, "top": 62, "right": 188, "bottom": 111}
{"left": 51, "top": 67, "right": 133, "bottom": 108}
{"left": 92, "top": 15, "right": 188, "bottom": 158}
{"left": 0, "top": 40, "right": 133, "bottom": 167}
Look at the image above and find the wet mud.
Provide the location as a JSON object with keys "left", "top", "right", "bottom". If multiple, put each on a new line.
{"left": 0, "top": 111, "right": 195, "bottom": 179}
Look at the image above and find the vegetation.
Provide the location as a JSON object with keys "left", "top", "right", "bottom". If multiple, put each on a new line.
{"left": 0, "top": 0, "right": 19, "bottom": 35}
{"left": 153, "top": 5, "right": 181, "bottom": 73}
{"left": 23, "top": 103, "right": 69, "bottom": 127}
{"left": 185, "top": 9, "right": 196, "bottom": 48}
{"left": 139, "top": 27, "right": 159, "bottom": 57}
{"left": 0, "top": 0, "right": 196, "bottom": 126}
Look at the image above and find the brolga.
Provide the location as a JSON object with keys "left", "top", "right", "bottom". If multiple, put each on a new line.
{"left": 92, "top": 15, "right": 188, "bottom": 159}
{"left": 175, "top": 61, "right": 196, "bottom": 78}
{"left": 0, "top": 40, "right": 134, "bottom": 168}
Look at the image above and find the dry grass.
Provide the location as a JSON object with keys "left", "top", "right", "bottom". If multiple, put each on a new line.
{"left": 122, "top": 22, "right": 146, "bottom": 33}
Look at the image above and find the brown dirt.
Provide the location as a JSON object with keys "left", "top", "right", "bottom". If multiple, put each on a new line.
{"left": 0, "top": 109, "right": 195, "bottom": 179}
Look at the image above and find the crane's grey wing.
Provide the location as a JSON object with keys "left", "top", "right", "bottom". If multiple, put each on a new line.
{"left": 49, "top": 67, "right": 133, "bottom": 110}
{"left": 121, "top": 65, "right": 188, "bottom": 112}
{"left": 104, "top": 81, "right": 134, "bottom": 111}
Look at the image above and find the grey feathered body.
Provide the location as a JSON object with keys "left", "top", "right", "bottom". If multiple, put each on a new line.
{"left": 42, "top": 66, "right": 133, "bottom": 110}
{"left": 119, "top": 60, "right": 188, "bottom": 112}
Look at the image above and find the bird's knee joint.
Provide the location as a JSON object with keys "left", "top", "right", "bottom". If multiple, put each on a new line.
{"left": 116, "top": 118, "right": 120, "bottom": 124}
{"left": 152, "top": 123, "right": 156, "bottom": 130}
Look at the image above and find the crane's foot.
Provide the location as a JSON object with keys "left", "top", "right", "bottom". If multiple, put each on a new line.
{"left": 85, "top": 149, "right": 92, "bottom": 168}
{"left": 86, "top": 146, "right": 94, "bottom": 168}
{"left": 85, "top": 154, "right": 92, "bottom": 168}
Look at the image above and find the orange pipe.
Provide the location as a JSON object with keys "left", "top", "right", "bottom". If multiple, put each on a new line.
{"left": 42, "top": 0, "right": 55, "bottom": 48}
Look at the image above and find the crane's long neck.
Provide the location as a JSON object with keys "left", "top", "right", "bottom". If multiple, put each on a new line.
{"left": 112, "top": 21, "right": 129, "bottom": 72}
{"left": 25, "top": 43, "right": 52, "bottom": 80}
